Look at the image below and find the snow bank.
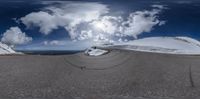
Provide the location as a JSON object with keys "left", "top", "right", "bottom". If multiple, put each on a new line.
{"left": 99, "top": 37, "right": 200, "bottom": 55}
{"left": 0, "top": 42, "right": 16, "bottom": 54}
{"left": 85, "top": 47, "right": 108, "bottom": 56}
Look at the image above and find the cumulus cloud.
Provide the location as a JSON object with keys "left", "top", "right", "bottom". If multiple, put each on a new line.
{"left": 21, "top": 11, "right": 58, "bottom": 35}
{"left": 80, "top": 8, "right": 165, "bottom": 41}
{"left": 21, "top": 2, "right": 109, "bottom": 35}
{"left": 20, "top": 1, "right": 166, "bottom": 43}
{"left": 122, "top": 9, "right": 164, "bottom": 38}
{"left": 1, "top": 27, "right": 32, "bottom": 46}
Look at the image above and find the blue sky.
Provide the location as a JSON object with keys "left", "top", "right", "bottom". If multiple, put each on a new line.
{"left": 1, "top": 0, "right": 200, "bottom": 50}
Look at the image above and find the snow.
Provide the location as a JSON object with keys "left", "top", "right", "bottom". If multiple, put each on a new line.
{"left": 0, "top": 42, "right": 16, "bottom": 54}
{"left": 99, "top": 37, "right": 200, "bottom": 55}
{"left": 85, "top": 47, "right": 108, "bottom": 56}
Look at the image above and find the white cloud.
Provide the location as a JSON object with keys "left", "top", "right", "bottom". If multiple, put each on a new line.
{"left": 43, "top": 40, "right": 65, "bottom": 46}
{"left": 20, "top": 2, "right": 166, "bottom": 43}
{"left": 1, "top": 27, "right": 32, "bottom": 45}
{"left": 122, "top": 9, "right": 163, "bottom": 38}
{"left": 21, "top": 11, "right": 58, "bottom": 35}
{"left": 151, "top": 4, "right": 168, "bottom": 9}
{"left": 21, "top": 2, "right": 109, "bottom": 36}
{"left": 159, "top": 21, "right": 166, "bottom": 26}
{"left": 90, "top": 16, "right": 122, "bottom": 34}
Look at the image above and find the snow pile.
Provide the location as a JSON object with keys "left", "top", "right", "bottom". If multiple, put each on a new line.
{"left": 85, "top": 47, "right": 108, "bottom": 56}
{"left": 0, "top": 42, "right": 16, "bottom": 54}
{"left": 100, "top": 37, "right": 200, "bottom": 55}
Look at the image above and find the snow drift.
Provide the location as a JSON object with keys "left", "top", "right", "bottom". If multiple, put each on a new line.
{"left": 0, "top": 42, "right": 16, "bottom": 54}
{"left": 99, "top": 37, "right": 200, "bottom": 55}
{"left": 85, "top": 47, "right": 109, "bottom": 56}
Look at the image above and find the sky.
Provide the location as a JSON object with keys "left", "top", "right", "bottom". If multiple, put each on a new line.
{"left": 1, "top": 0, "right": 200, "bottom": 51}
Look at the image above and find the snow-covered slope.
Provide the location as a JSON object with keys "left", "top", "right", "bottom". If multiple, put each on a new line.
{"left": 85, "top": 47, "right": 108, "bottom": 56}
{"left": 0, "top": 42, "right": 16, "bottom": 54}
{"left": 99, "top": 37, "right": 200, "bottom": 55}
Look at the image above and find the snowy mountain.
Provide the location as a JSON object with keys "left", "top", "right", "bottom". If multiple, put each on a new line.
{"left": 98, "top": 37, "right": 200, "bottom": 55}
{"left": 0, "top": 42, "right": 16, "bottom": 54}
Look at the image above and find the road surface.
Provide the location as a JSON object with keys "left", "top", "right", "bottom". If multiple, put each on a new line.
{"left": 0, "top": 49, "right": 200, "bottom": 99}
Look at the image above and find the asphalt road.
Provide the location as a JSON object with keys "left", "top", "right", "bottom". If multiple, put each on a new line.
{"left": 0, "top": 50, "right": 200, "bottom": 99}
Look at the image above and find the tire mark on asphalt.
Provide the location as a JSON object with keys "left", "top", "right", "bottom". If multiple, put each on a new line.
{"left": 63, "top": 51, "right": 132, "bottom": 70}
{"left": 189, "top": 65, "right": 195, "bottom": 87}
